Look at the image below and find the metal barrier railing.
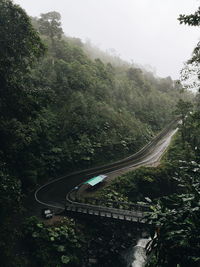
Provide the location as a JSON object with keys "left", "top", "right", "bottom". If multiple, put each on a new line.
{"left": 64, "top": 119, "right": 179, "bottom": 223}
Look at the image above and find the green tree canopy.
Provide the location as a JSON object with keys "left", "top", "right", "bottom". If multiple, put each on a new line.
{"left": 147, "top": 161, "right": 200, "bottom": 267}
{"left": 38, "top": 11, "right": 63, "bottom": 42}
{"left": 179, "top": 8, "right": 200, "bottom": 26}
{"left": 0, "top": 0, "right": 45, "bottom": 81}
{"left": 0, "top": 0, "right": 46, "bottom": 183}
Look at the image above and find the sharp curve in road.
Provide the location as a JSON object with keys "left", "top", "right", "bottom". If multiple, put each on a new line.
{"left": 35, "top": 120, "right": 179, "bottom": 215}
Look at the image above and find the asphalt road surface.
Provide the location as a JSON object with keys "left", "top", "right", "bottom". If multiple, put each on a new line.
{"left": 34, "top": 125, "right": 178, "bottom": 214}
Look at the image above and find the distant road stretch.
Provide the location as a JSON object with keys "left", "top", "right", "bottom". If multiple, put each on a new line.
{"left": 35, "top": 121, "right": 178, "bottom": 213}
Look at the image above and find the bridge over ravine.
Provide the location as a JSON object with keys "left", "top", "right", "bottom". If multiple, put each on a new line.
{"left": 65, "top": 195, "right": 150, "bottom": 224}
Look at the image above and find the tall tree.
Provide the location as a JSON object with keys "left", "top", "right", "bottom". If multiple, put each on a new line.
{"left": 147, "top": 161, "right": 200, "bottom": 267}
{"left": 38, "top": 11, "right": 63, "bottom": 45}
{"left": 0, "top": 0, "right": 45, "bottom": 82}
{"left": 146, "top": 9, "right": 200, "bottom": 266}
{"left": 175, "top": 99, "right": 193, "bottom": 145}
{"left": 0, "top": 0, "right": 45, "bottom": 180}
{"left": 0, "top": 1, "right": 46, "bottom": 264}
{"left": 178, "top": 8, "right": 200, "bottom": 88}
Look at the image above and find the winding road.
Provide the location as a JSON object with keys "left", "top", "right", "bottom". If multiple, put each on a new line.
{"left": 35, "top": 121, "right": 179, "bottom": 215}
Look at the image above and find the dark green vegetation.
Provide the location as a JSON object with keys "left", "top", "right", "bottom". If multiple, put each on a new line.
{"left": 93, "top": 130, "right": 183, "bottom": 205}
{"left": 95, "top": 102, "right": 200, "bottom": 267}
{"left": 145, "top": 10, "right": 200, "bottom": 266}
{"left": 23, "top": 215, "right": 140, "bottom": 267}
{"left": 22, "top": 217, "right": 84, "bottom": 266}
{"left": 145, "top": 106, "right": 200, "bottom": 266}
{"left": 0, "top": 0, "right": 195, "bottom": 266}
{"left": 94, "top": 9, "right": 200, "bottom": 266}
{"left": 147, "top": 160, "right": 200, "bottom": 267}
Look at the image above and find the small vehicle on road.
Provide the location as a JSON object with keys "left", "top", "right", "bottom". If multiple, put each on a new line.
{"left": 41, "top": 208, "right": 53, "bottom": 219}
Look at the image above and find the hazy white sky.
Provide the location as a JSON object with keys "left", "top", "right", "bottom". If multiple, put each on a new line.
{"left": 14, "top": 0, "right": 200, "bottom": 79}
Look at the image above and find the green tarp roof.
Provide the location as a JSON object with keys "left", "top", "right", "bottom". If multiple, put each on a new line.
{"left": 84, "top": 175, "right": 107, "bottom": 186}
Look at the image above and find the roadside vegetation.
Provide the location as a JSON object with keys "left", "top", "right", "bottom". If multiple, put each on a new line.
{"left": 22, "top": 215, "right": 139, "bottom": 267}
{"left": 93, "top": 8, "right": 200, "bottom": 266}
{"left": 95, "top": 99, "right": 200, "bottom": 266}
{"left": 93, "top": 131, "right": 181, "bottom": 203}
{"left": 146, "top": 10, "right": 200, "bottom": 266}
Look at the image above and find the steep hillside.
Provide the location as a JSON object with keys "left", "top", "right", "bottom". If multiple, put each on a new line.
{"left": 22, "top": 12, "right": 191, "bottom": 184}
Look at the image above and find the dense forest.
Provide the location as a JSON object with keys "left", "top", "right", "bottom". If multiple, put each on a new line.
{"left": 92, "top": 8, "right": 200, "bottom": 267}
{"left": 0, "top": 0, "right": 198, "bottom": 266}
